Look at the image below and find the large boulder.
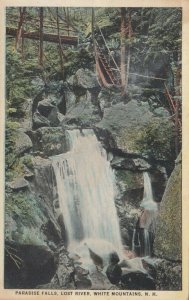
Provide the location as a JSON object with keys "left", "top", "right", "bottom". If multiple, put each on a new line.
{"left": 33, "top": 111, "right": 50, "bottom": 129}
{"left": 37, "top": 97, "right": 62, "bottom": 127}
{"left": 5, "top": 242, "right": 56, "bottom": 289}
{"left": 15, "top": 129, "right": 33, "bottom": 156}
{"left": 5, "top": 156, "right": 62, "bottom": 250}
{"left": 153, "top": 154, "right": 182, "bottom": 290}
{"left": 30, "top": 127, "right": 68, "bottom": 157}
{"left": 7, "top": 177, "right": 29, "bottom": 191}
{"left": 121, "top": 271, "right": 155, "bottom": 290}
{"left": 153, "top": 155, "right": 182, "bottom": 261}
{"left": 96, "top": 100, "right": 173, "bottom": 161}
{"left": 63, "top": 89, "right": 77, "bottom": 112}
{"left": 72, "top": 68, "right": 100, "bottom": 92}
{"left": 20, "top": 98, "right": 33, "bottom": 130}
{"left": 38, "top": 98, "right": 56, "bottom": 117}
{"left": 38, "top": 245, "right": 75, "bottom": 289}
{"left": 61, "top": 92, "right": 101, "bottom": 128}
{"left": 97, "top": 100, "right": 153, "bottom": 154}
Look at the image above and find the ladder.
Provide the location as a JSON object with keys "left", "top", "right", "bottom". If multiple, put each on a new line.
{"left": 95, "top": 44, "right": 121, "bottom": 87}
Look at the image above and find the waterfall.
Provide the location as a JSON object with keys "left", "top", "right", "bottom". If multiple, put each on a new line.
{"left": 140, "top": 172, "right": 158, "bottom": 211}
{"left": 132, "top": 172, "right": 158, "bottom": 257}
{"left": 51, "top": 129, "right": 123, "bottom": 258}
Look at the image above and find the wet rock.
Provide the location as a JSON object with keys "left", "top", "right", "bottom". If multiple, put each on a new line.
{"left": 39, "top": 245, "right": 75, "bottom": 289}
{"left": 106, "top": 263, "right": 122, "bottom": 285}
{"left": 132, "top": 158, "right": 151, "bottom": 170}
{"left": 31, "top": 127, "right": 68, "bottom": 156}
{"left": 141, "top": 257, "right": 157, "bottom": 279}
{"left": 109, "top": 252, "right": 120, "bottom": 264}
{"left": 74, "top": 266, "right": 92, "bottom": 289}
{"left": 40, "top": 220, "right": 62, "bottom": 245}
{"left": 110, "top": 153, "right": 152, "bottom": 173}
{"left": 114, "top": 169, "right": 144, "bottom": 246}
{"left": 121, "top": 271, "right": 156, "bottom": 290}
{"left": 15, "top": 129, "right": 33, "bottom": 156}
{"left": 90, "top": 270, "right": 113, "bottom": 289}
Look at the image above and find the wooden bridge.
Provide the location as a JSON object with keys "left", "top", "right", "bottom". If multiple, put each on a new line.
{"left": 6, "top": 27, "right": 78, "bottom": 46}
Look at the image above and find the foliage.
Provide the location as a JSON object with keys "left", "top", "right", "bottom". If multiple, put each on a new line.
{"left": 6, "top": 43, "right": 40, "bottom": 118}
{"left": 134, "top": 118, "right": 175, "bottom": 161}
{"left": 21, "top": 155, "right": 34, "bottom": 170}
{"left": 5, "top": 190, "right": 46, "bottom": 227}
{"left": 64, "top": 48, "right": 94, "bottom": 76}
{"left": 5, "top": 120, "right": 19, "bottom": 173}
{"left": 5, "top": 191, "right": 32, "bottom": 222}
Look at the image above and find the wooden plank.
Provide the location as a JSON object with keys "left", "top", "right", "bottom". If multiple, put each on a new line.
{"left": 6, "top": 27, "right": 78, "bottom": 46}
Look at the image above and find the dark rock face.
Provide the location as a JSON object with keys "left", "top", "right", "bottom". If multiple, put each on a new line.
{"left": 106, "top": 264, "right": 122, "bottom": 285}
{"left": 5, "top": 242, "right": 56, "bottom": 289}
{"left": 74, "top": 266, "right": 92, "bottom": 289}
{"left": 121, "top": 271, "right": 156, "bottom": 290}
{"left": 38, "top": 245, "right": 75, "bottom": 289}
{"left": 38, "top": 98, "right": 56, "bottom": 117}
{"left": 33, "top": 111, "right": 50, "bottom": 129}
{"left": 114, "top": 170, "right": 144, "bottom": 247}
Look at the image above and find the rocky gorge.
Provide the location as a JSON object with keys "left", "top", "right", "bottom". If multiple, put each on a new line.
{"left": 5, "top": 66, "right": 182, "bottom": 290}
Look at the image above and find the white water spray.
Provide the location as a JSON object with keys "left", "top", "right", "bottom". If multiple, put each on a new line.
{"left": 132, "top": 172, "right": 158, "bottom": 257}
{"left": 140, "top": 172, "right": 158, "bottom": 211}
{"left": 51, "top": 129, "right": 123, "bottom": 258}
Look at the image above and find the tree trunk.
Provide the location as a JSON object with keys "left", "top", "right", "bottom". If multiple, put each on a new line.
{"left": 56, "top": 8, "right": 64, "bottom": 78}
{"left": 120, "top": 8, "right": 127, "bottom": 96}
{"left": 174, "top": 53, "right": 182, "bottom": 157}
{"left": 125, "top": 11, "right": 131, "bottom": 89}
{"left": 15, "top": 7, "right": 26, "bottom": 51}
{"left": 91, "top": 8, "right": 95, "bottom": 57}
{"left": 67, "top": 8, "right": 70, "bottom": 36}
{"left": 39, "top": 7, "right": 44, "bottom": 66}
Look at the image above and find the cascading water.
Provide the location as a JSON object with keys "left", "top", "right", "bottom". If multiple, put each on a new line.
{"left": 51, "top": 129, "right": 123, "bottom": 263}
{"left": 132, "top": 172, "right": 158, "bottom": 257}
{"left": 140, "top": 172, "right": 158, "bottom": 212}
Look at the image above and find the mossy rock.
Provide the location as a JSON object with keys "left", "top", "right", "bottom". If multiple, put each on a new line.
{"left": 153, "top": 157, "right": 182, "bottom": 261}
{"left": 97, "top": 100, "right": 174, "bottom": 161}
{"left": 33, "top": 127, "right": 68, "bottom": 157}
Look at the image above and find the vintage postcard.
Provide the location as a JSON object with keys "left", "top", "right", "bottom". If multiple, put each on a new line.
{"left": 0, "top": 0, "right": 188, "bottom": 299}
